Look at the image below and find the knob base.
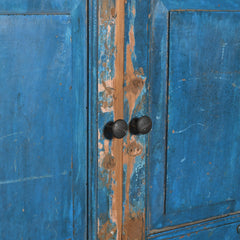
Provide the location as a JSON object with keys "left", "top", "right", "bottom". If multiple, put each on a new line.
{"left": 129, "top": 118, "right": 139, "bottom": 135}
{"left": 104, "top": 121, "right": 114, "bottom": 139}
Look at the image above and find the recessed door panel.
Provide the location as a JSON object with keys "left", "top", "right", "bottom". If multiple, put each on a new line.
{"left": 166, "top": 11, "right": 240, "bottom": 225}
{"left": 0, "top": 2, "right": 87, "bottom": 239}
{"left": 149, "top": 1, "right": 240, "bottom": 236}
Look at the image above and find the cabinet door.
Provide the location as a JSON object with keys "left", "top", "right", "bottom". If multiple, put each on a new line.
{"left": 149, "top": 0, "right": 240, "bottom": 239}
{"left": 0, "top": 1, "right": 87, "bottom": 239}
{"left": 94, "top": 0, "right": 240, "bottom": 239}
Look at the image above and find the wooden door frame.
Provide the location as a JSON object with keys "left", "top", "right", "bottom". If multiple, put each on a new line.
{"left": 87, "top": 0, "right": 99, "bottom": 239}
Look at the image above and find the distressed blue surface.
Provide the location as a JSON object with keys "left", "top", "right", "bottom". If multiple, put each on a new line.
{"left": 148, "top": 0, "right": 240, "bottom": 238}
{"left": 0, "top": 1, "right": 87, "bottom": 239}
{"left": 166, "top": 11, "right": 240, "bottom": 226}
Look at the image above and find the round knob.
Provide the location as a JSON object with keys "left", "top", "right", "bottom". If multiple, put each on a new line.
{"left": 129, "top": 116, "right": 152, "bottom": 135}
{"left": 104, "top": 119, "right": 128, "bottom": 139}
{"left": 237, "top": 225, "right": 240, "bottom": 234}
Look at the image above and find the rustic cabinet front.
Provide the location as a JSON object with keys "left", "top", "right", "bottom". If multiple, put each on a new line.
{"left": 1, "top": 0, "right": 240, "bottom": 239}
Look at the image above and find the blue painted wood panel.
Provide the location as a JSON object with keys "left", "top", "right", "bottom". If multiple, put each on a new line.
{"left": 166, "top": 11, "right": 240, "bottom": 227}
{"left": 0, "top": 1, "right": 87, "bottom": 239}
{"left": 148, "top": 0, "right": 240, "bottom": 238}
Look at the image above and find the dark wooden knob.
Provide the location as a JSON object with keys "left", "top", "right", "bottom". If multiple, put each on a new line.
{"left": 104, "top": 119, "right": 128, "bottom": 139}
{"left": 129, "top": 116, "right": 152, "bottom": 135}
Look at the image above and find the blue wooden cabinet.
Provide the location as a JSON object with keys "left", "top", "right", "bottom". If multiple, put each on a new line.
{"left": 1, "top": 0, "right": 240, "bottom": 239}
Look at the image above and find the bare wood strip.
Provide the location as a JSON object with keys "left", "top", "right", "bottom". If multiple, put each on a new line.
{"left": 111, "top": 0, "right": 125, "bottom": 239}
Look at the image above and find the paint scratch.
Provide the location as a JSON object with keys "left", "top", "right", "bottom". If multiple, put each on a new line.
{"left": 180, "top": 157, "right": 186, "bottom": 163}
{"left": 173, "top": 123, "right": 205, "bottom": 134}
{"left": 232, "top": 82, "right": 240, "bottom": 89}
{"left": 221, "top": 42, "right": 228, "bottom": 60}
{"left": 0, "top": 171, "right": 68, "bottom": 185}
{"left": 0, "top": 132, "right": 23, "bottom": 141}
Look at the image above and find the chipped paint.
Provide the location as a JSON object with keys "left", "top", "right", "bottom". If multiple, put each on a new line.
{"left": 110, "top": 1, "right": 126, "bottom": 239}
{"left": 125, "top": 25, "right": 146, "bottom": 117}
{"left": 127, "top": 139, "right": 143, "bottom": 157}
{"left": 122, "top": 2, "right": 147, "bottom": 238}
{"left": 98, "top": 220, "right": 117, "bottom": 240}
{"left": 97, "top": 0, "right": 148, "bottom": 238}
{"left": 98, "top": 0, "right": 125, "bottom": 239}
{"left": 123, "top": 135, "right": 145, "bottom": 238}
{"left": 97, "top": 0, "right": 117, "bottom": 237}
{"left": 122, "top": 212, "right": 145, "bottom": 240}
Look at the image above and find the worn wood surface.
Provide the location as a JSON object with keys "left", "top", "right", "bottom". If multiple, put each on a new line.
{"left": 97, "top": 1, "right": 120, "bottom": 239}
{"left": 0, "top": 1, "right": 87, "bottom": 239}
{"left": 97, "top": 1, "right": 126, "bottom": 239}
{"left": 97, "top": 0, "right": 149, "bottom": 239}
